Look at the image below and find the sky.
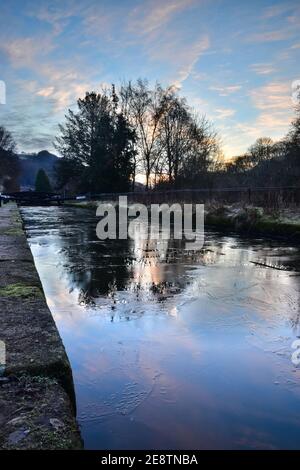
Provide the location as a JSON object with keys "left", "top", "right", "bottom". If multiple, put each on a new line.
{"left": 0, "top": 0, "right": 299, "bottom": 158}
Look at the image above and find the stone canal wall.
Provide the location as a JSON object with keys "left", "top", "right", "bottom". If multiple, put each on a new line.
{"left": 0, "top": 202, "right": 82, "bottom": 449}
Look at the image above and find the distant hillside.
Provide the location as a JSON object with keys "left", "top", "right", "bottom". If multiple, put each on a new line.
{"left": 18, "top": 150, "right": 59, "bottom": 190}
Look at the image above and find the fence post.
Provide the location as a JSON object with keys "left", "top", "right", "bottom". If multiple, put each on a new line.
{"left": 248, "top": 188, "right": 251, "bottom": 204}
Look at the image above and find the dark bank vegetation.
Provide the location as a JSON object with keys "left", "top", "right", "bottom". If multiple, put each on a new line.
{"left": 54, "top": 80, "right": 300, "bottom": 194}
{"left": 0, "top": 79, "right": 299, "bottom": 195}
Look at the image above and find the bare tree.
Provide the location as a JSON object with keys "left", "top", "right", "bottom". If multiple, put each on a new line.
{"left": 157, "top": 89, "right": 192, "bottom": 186}
{"left": 249, "top": 137, "right": 274, "bottom": 165}
{"left": 0, "top": 126, "right": 16, "bottom": 154}
{"left": 179, "top": 114, "right": 219, "bottom": 187}
{"left": 120, "top": 79, "right": 166, "bottom": 189}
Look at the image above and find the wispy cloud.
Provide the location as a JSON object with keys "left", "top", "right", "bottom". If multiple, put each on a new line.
{"left": 127, "top": 0, "right": 196, "bottom": 35}
{"left": 250, "top": 63, "right": 277, "bottom": 76}
{"left": 0, "top": 36, "right": 56, "bottom": 68}
{"left": 151, "top": 34, "right": 210, "bottom": 88}
{"left": 215, "top": 108, "right": 236, "bottom": 119}
{"left": 209, "top": 85, "right": 242, "bottom": 96}
{"left": 219, "top": 79, "right": 295, "bottom": 158}
{"left": 246, "top": 81, "right": 293, "bottom": 140}
{"left": 27, "top": 0, "right": 83, "bottom": 34}
{"left": 250, "top": 82, "right": 291, "bottom": 111}
{"left": 262, "top": 3, "right": 295, "bottom": 19}
{"left": 246, "top": 30, "right": 293, "bottom": 43}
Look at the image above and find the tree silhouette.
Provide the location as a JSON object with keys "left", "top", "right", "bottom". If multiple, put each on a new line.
{"left": 35, "top": 168, "right": 52, "bottom": 192}
{"left": 55, "top": 90, "right": 136, "bottom": 193}
{"left": 0, "top": 126, "right": 20, "bottom": 192}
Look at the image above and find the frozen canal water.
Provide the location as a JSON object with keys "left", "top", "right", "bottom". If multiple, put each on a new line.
{"left": 22, "top": 205, "right": 300, "bottom": 449}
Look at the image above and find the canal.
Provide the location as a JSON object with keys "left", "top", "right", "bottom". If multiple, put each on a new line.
{"left": 21, "top": 205, "right": 300, "bottom": 449}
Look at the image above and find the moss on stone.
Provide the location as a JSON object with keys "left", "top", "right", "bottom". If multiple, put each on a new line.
{"left": 0, "top": 283, "right": 43, "bottom": 298}
{"left": 1, "top": 227, "right": 24, "bottom": 236}
{"left": 29, "top": 428, "right": 82, "bottom": 450}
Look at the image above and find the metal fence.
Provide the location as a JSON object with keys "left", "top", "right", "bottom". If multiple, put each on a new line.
{"left": 3, "top": 186, "right": 300, "bottom": 208}
{"left": 90, "top": 186, "right": 300, "bottom": 208}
